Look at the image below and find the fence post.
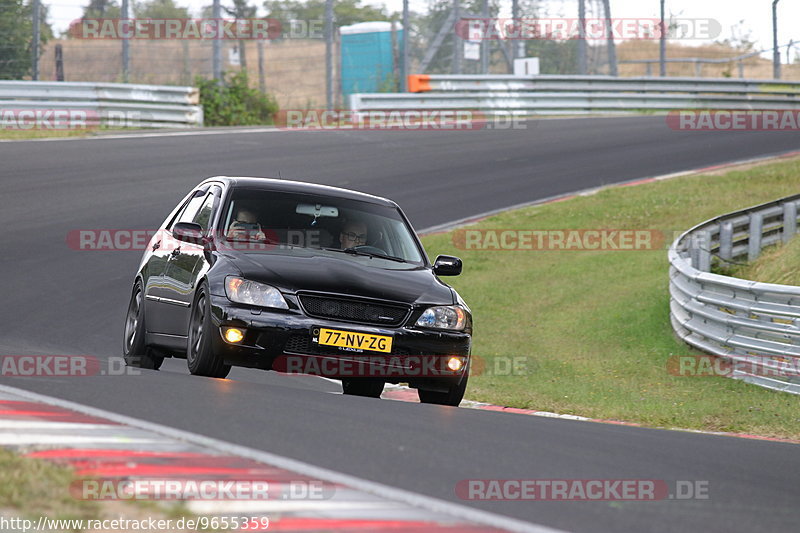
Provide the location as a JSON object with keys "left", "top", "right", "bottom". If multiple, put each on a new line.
{"left": 55, "top": 44, "right": 64, "bottom": 81}
{"left": 257, "top": 40, "right": 266, "bottom": 93}
{"left": 31, "top": 0, "right": 40, "bottom": 80}
{"left": 401, "top": 0, "right": 409, "bottom": 91}
{"left": 480, "top": 0, "right": 489, "bottom": 74}
{"left": 453, "top": 0, "right": 462, "bottom": 74}
{"left": 121, "top": 0, "right": 129, "bottom": 82}
{"left": 659, "top": 0, "right": 666, "bottom": 76}
{"left": 213, "top": 0, "right": 222, "bottom": 82}
{"left": 325, "top": 0, "right": 333, "bottom": 110}
{"left": 577, "top": 0, "right": 587, "bottom": 74}
{"left": 602, "top": 0, "right": 617, "bottom": 76}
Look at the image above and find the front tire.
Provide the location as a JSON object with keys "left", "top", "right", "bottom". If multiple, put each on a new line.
{"left": 342, "top": 379, "right": 384, "bottom": 398}
{"left": 123, "top": 280, "right": 164, "bottom": 370}
{"left": 418, "top": 368, "right": 469, "bottom": 406}
{"left": 187, "top": 284, "right": 231, "bottom": 378}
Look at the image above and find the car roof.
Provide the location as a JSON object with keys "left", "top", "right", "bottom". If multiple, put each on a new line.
{"left": 203, "top": 176, "right": 397, "bottom": 207}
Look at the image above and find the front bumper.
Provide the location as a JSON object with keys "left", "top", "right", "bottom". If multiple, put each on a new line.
{"left": 209, "top": 294, "right": 471, "bottom": 387}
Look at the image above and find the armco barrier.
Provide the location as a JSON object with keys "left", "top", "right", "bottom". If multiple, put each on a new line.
{"left": 351, "top": 75, "right": 800, "bottom": 115}
{"left": 0, "top": 81, "right": 203, "bottom": 128}
{"left": 669, "top": 193, "right": 800, "bottom": 394}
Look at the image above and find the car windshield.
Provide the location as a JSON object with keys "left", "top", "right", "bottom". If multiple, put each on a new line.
{"left": 220, "top": 188, "right": 425, "bottom": 264}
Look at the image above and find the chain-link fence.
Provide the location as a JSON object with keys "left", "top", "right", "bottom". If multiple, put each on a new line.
{"left": 6, "top": 0, "right": 800, "bottom": 111}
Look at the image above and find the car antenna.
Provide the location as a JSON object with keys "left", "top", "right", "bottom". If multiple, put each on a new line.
{"left": 277, "top": 170, "right": 282, "bottom": 180}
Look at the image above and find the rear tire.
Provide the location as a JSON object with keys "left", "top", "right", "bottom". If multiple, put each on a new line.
{"left": 342, "top": 379, "right": 384, "bottom": 398}
{"left": 123, "top": 280, "right": 163, "bottom": 370}
{"left": 418, "top": 367, "right": 469, "bottom": 406}
{"left": 187, "top": 284, "right": 231, "bottom": 379}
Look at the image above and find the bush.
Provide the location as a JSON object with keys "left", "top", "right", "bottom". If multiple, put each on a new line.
{"left": 196, "top": 72, "right": 279, "bottom": 126}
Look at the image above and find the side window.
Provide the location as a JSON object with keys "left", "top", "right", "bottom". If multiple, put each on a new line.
{"left": 191, "top": 188, "right": 219, "bottom": 232}
{"left": 171, "top": 189, "right": 208, "bottom": 229}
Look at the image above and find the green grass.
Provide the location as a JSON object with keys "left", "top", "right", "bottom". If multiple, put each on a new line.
{"left": 729, "top": 234, "right": 800, "bottom": 286}
{"left": 0, "top": 448, "right": 100, "bottom": 524}
{"left": 0, "top": 129, "right": 91, "bottom": 141}
{"left": 421, "top": 156, "right": 800, "bottom": 439}
{"left": 0, "top": 448, "right": 204, "bottom": 530}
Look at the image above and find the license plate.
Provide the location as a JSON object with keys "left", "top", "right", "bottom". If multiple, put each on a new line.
{"left": 316, "top": 328, "right": 393, "bottom": 353}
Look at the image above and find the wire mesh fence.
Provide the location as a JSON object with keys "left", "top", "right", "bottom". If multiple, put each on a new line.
{"left": 5, "top": 0, "right": 800, "bottom": 111}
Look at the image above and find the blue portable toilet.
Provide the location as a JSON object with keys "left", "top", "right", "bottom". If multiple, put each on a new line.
{"left": 340, "top": 21, "right": 403, "bottom": 105}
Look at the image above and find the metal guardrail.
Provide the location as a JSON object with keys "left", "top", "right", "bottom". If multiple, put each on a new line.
{"left": 0, "top": 81, "right": 203, "bottom": 128}
{"left": 407, "top": 74, "right": 800, "bottom": 94}
{"left": 669, "top": 193, "right": 800, "bottom": 394}
{"left": 351, "top": 75, "right": 800, "bottom": 115}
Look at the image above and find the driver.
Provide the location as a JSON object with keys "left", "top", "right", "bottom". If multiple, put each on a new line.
{"left": 226, "top": 208, "right": 266, "bottom": 241}
{"left": 339, "top": 219, "right": 368, "bottom": 249}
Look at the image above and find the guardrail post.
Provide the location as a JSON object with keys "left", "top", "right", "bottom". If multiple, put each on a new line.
{"left": 690, "top": 231, "right": 710, "bottom": 271}
{"left": 698, "top": 231, "right": 711, "bottom": 272}
{"left": 748, "top": 213, "right": 763, "bottom": 261}
{"left": 783, "top": 202, "right": 798, "bottom": 243}
{"left": 719, "top": 221, "right": 734, "bottom": 261}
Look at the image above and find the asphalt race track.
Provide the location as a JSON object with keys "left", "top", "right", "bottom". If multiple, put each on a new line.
{"left": 2, "top": 117, "right": 800, "bottom": 532}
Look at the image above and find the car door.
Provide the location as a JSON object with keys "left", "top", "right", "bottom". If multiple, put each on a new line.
{"left": 160, "top": 185, "right": 222, "bottom": 337}
{"left": 146, "top": 186, "right": 210, "bottom": 334}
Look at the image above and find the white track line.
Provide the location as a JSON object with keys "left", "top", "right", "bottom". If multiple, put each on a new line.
{"left": 0, "top": 383, "right": 564, "bottom": 533}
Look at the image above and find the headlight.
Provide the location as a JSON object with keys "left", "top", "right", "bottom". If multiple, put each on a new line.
{"left": 225, "top": 276, "right": 288, "bottom": 309}
{"left": 415, "top": 305, "right": 467, "bottom": 331}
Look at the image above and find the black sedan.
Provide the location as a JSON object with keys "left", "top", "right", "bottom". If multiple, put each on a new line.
{"left": 123, "top": 177, "right": 472, "bottom": 405}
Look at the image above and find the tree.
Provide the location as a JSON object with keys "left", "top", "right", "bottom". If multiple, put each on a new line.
{"left": 263, "top": 0, "right": 393, "bottom": 29}
{"left": 82, "top": 0, "right": 121, "bottom": 19}
{"left": 135, "top": 0, "right": 191, "bottom": 19}
{"left": 0, "top": 0, "right": 52, "bottom": 79}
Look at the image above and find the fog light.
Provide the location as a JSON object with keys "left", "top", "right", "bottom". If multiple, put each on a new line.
{"left": 224, "top": 328, "right": 245, "bottom": 343}
{"left": 447, "top": 357, "right": 464, "bottom": 372}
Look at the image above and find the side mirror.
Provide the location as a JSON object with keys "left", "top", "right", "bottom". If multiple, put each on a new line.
{"left": 433, "top": 255, "right": 462, "bottom": 276}
{"left": 172, "top": 222, "right": 204, "bottom": 244}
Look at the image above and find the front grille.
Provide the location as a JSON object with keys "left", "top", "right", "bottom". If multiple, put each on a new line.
{"left": 298, "top": 294, "right": 410, "bottom": 326}
{"left": 283, "top": 334, "right": 410, "bottom": 357}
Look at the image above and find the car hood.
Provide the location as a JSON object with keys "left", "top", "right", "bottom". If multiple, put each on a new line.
{"left": 226, "top": 251, "right": 455, "bottom": 305}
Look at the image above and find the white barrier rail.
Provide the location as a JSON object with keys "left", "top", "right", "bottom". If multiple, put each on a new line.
{"left": 0, "top": 81, "right": 203, "bottom": 128}
{"left": 351, "top": 75, "right": 800, "bottom": 115}
{"left": 669, "top": 194, "right": 800, "bottom": 394}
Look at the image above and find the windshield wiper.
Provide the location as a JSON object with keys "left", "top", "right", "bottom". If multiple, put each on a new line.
{"left": 322, "top": 247, "right": 408, "bottom": 263}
